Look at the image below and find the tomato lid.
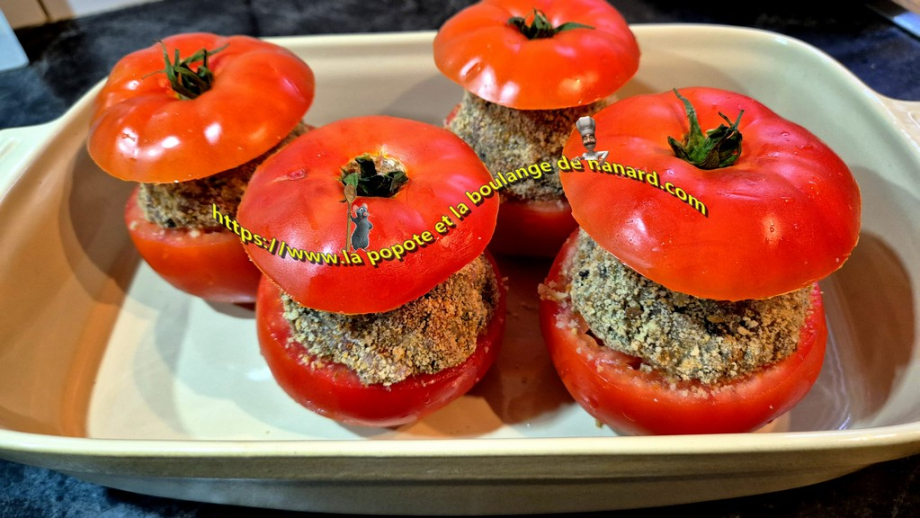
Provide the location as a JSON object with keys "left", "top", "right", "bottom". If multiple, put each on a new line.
{"left": 88, "top": 33, "right": 315, "bottom": 182}
{"left": 237, "top": 115, "right": 499, "bottom": 314}
{"left": 560, "top": 87, "right": 862, "bottom": 301}
{"left": 433, "top": 0, "right": 640, "bottom": 110}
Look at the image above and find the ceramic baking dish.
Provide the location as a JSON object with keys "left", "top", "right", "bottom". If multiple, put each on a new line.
{"left": 0, "top": 25, "right": 919, "bottom": 514}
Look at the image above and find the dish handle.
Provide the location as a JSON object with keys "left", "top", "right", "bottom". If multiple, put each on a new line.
{"left": 881, "top": 97, "right": 920, "bottom": 155}
{"left": 0, "top": 121, "right": 58, "bottom": 198}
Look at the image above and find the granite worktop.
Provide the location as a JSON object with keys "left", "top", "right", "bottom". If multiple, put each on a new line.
{"left": 1, "top": 0, "right": 919, "bottom": 516}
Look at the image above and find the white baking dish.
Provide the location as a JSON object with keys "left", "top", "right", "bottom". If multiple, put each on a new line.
{"left": 0, "top": 25, "right": 919, "bottom": 514}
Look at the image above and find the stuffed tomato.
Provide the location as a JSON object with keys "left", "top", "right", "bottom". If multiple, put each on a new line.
{"left": 88, "top": 32, "right": 315, "bottom": 302}
{"left": 541, "top": 87, "right": 861, "bottom": 434}
{"left": 435, "top": 0, "right": 640, "bottom": 256}
{"left": 238, "top": 115, "right": 505, "bottom": 427}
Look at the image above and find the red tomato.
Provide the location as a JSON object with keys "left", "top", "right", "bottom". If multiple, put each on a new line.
{"left": 488, "top": 198, "right": 578, "bottom": 257}
{"left": 238, "top": 115, "right": 499, "bottom": 314}
{"left": 561, "top": 87, "right": 861, "bottom": 301}
{"left": 540, "top": 232, "right": 827, "bottom": 435}
{"left": 255, "top": 253, "right": 506, "bottom": 427}
{"left": 88, "top": 33, "right": 315, "bottom": 183}
{"left": 125, "top": 186, "right": 261, "bottom": 303}
{"left": 434, "top": 0, "right": 640, "bottom": 109}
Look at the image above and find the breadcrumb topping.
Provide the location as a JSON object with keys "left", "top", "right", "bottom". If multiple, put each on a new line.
{"left": 565, "top": 230, "right": 811, "bottom": 384}
{"left": 281, "top": 255, "right": 499, "bottom": 386}
{"left": 448, "top": 91, "right": 605, "bottom": 202}
{"left": 138, "top": 123, "right": 307, "bottom": 229}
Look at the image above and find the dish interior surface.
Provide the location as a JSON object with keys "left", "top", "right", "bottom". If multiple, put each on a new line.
{"left": 0, "top": 25, "right": 918, "bottom": 494}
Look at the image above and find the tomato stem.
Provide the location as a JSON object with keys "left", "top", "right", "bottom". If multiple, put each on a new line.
{"left": 341, "top": 153, "right": 408, "bottom": 199}
{"left": 341, "top": 154, "right": 405, "bottom": 252}
{"left": 155, "top": 41, "right": 227, "bottom": 100}
{"left": 668, "top": 89, "right": 744, "bottom": 170}
{"left": 508, "top": 9, "right": 594, "bottom": 39}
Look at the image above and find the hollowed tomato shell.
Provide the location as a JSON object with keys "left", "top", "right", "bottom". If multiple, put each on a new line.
{"left": 488, "top": 198, "right": 578, "bottom": 257}
{"left": 540, "top": 231, "right": 827, "bottom": 435}
{"left": 125, "top": 186, "right": 261, "bottom": 303}
{"left": 255, "top": 252, "right": 506, "bottom": 427}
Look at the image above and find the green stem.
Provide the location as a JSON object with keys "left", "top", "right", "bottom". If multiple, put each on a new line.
{"left": 508, "top": 9, "right": 593, "bottom": 40}
{"left": 667, "top": 89, "right": 744, "bottom": 170}
{"left": 341, "top": 154, "right": 407, "bottom": 198}
{"left": 156, "top": 42, "right": 227, "bottom": 100}
{"left": 340, "top": 153, "right": 406, "bottom": 251}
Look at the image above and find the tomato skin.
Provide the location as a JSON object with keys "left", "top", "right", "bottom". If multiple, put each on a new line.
{"left": 125, "top": 186, "right": 261, "bottom": 303}
{"left": 89, "top": 33, "right": 314, "bottom": 183}
{"left": 488, "top": 198, "right": 578, "bottom": 257}
{"left": 238, "top": 115, "right": 499, "bottom": 315}
{"left": 540, "top": 232, "right": 827, "bottom": 435}
{"left": 561, "top": 87, "right": 861, "bottom": 301}
{"left": 255, "top": 253, "right": 506, "bottom": 427}
{"left": 434, "top": 0, "right": 639, "bottom": 109}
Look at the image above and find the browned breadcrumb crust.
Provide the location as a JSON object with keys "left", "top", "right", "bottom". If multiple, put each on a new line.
{"left": 281, "top": 255, "right": 499, "bottom": 386}
{"left": 564, "top": 230, "right": 811, "bottom": 385}
{"left": 448, "top": 91, "right": 605, "bottom": 202}
{"left": 138, "top": 123, "right": 307, "bottom": 229}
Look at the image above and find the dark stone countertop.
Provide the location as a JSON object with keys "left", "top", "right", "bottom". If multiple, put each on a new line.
{"left": 1, "top": 0, "right": 919, "bottom": 516}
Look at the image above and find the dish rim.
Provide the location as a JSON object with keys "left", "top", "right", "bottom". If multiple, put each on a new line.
{"left": 1, "top": 24, "right": 919, "bottom": 465}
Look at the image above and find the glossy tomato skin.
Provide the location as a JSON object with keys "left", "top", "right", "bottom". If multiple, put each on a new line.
{"left": 256, "top": 253, "right": 506, "bottom": 427}
{"left": 489, "top": 198, "right": 578, "bottom": 257}
{"left": 540, "top": 232, "right": 827, "bottom": 435}
{"left": 560, "top": 87, "right": 861, "bottom": 301}
{"left": 238, "top": 115, "right": 499, "bottom": 315}
{"left": 89, "top": 33, "right": 314, "bottom": 183}
{"left": 125, "top": 186, "right": 261, "bottom": 303}
{"left": 434, "top": 0, "right": 639, "bottom": 109}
